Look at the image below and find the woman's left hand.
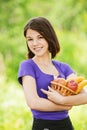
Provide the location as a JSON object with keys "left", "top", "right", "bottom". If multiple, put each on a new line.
{"left": 41, "top": 86, "right": 64, "bottom": 104}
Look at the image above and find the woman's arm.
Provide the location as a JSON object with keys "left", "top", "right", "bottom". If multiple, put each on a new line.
{"left": 22, "top": 76, "right": 72, "bottom": 111}
{"left": 41, "top": 86, "right": 87, "bottom": 106}
{"left": 63, "top": 90, "right": 87, "bottom": 106}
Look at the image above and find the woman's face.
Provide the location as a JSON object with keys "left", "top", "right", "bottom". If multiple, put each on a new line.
{"left": 26, "top": 29, "right": 49, "bottom": 57}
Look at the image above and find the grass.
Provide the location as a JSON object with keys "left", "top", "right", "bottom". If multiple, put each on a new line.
{"left": 0, "top": 78, "right": 87, "bottom": 130}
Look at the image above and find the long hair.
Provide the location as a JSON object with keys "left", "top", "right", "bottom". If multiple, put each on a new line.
{"left": 24, "top": 17, "right": 60, "bottom": 59}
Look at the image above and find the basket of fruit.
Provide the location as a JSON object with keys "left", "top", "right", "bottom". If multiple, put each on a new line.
{"left": 51, "top": 76, "right": 87, "bottom": 96}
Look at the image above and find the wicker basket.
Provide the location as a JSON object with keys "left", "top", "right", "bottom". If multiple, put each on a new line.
{"left": 51, "top": 81, "right": 77, "bottom": 96}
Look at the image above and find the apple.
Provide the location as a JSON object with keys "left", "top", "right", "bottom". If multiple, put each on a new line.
{"left": 66, "top": 79, "right": 78, "bottom": 91}
{"left": 53, "top": 78, "right": 67, "bottom": 86}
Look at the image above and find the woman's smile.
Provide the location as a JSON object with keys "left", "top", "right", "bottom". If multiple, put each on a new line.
{"left": 33, "top": 46, "right": 43, "bottom": 52}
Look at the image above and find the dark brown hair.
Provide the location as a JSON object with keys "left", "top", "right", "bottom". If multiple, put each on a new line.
{"left": 24, "top": 17, "right": 60, "bottom": 59}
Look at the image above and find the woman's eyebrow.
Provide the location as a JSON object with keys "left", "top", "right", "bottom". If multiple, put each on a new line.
{"left": 26, "top": 36, "right": 31, "bottom": 38}
{"left": 26, "top": 34, "right": 42, "bottom": 38}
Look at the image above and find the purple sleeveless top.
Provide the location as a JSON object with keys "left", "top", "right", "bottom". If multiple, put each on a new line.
{"left": 18, "top": 59, "right": 74, "bottom": 120}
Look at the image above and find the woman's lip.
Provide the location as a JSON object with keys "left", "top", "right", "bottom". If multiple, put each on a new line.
{"left": 34, "top": 47, "right": 43, "bottom": 50}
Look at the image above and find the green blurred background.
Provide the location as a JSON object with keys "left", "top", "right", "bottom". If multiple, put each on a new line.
{"left": 0, "top": 0, "right": 87, "bottom": 130}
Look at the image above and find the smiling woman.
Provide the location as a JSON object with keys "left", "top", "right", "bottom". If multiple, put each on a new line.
{"left": 18, "top": 17, "right": 87, "bottom": 130}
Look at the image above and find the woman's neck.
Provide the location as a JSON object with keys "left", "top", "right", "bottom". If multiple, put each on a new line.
{"left": 33, "top": 55, "right": 52, "bottom": 66}
{"left": 32, "top": 55, "right": 59, "bottom": 76}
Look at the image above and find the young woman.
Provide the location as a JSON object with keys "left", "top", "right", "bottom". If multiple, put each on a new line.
{"left": 18, "top": 17, "right": 87, "bottom": 130}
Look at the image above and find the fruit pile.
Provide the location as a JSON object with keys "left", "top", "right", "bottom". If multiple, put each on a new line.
{"left": 51, "top": 76, "right": 87, "bottom": 96}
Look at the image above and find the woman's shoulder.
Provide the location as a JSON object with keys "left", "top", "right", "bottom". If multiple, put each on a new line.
{"left": 18, "top": 59, "right": 36, "bottom": 71}
{"left": 52, "top": 60, "right": 72, "bottom": 71}
{"left": 18, "top": 59, "right": 36, "bottom": 84}
{"left": 52, "top": 60, "right": 68, "bottom": 66}
{"left": 53, "top": 60, "right": 74, "bottom": 75}
{"left": 19, "top": 59, "right": 33, "bottom": 66}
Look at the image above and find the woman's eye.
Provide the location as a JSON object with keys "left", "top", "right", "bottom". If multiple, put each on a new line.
{"left": 27, "top": 38, "right": 33, "bottom": 41}
{"left": 38, "top": 36, "right": 43, "bottom": 39}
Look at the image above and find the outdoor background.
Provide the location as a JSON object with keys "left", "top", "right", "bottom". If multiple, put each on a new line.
{"left": 0, "top": 0, "right": 87, "bottom": 130}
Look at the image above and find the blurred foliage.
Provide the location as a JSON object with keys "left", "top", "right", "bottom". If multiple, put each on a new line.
{"left": 0, "top": 82, "right": 32, "bottom": 130}
{"left": 56, "top": 31, "right": 87, "bottom": 77}
{"left": 0, "top": 0, "right": 87, "bottom": 130}
{"left": 70, "top": 105, "right": 87, "bottom": 130}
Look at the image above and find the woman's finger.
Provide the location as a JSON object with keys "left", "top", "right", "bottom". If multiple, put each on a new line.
{"left": 48, "top": 86, "right": 55, "bottom": 92}
{"left": 40, "top": 88, "right": 49, "bottom": 95}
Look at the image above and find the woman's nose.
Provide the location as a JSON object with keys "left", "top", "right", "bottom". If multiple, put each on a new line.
{"left": 33, "top": 39, "right": 38, "bottom": 45}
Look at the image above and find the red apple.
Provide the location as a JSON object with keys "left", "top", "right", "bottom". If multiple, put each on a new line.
{"left": 66, "top": 79, "right": 78, "bottom": 91}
